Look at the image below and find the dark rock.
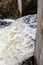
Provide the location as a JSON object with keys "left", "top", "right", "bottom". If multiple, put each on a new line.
{"left": 21, "top": 56, "right": 34, "bottom": 65}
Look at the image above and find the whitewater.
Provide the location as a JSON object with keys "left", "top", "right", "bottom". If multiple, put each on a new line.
{"left": 0, "top": 14, "right": 37, "bottom": 65}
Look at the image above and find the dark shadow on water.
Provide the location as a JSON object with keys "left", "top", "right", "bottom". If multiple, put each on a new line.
{"left": 21, "top": 56, "right": 34, "bottom": 65}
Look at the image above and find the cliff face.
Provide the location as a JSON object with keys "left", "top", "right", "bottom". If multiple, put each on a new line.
{"left": 0, "top": 0, "right": 37, "bottom": 19}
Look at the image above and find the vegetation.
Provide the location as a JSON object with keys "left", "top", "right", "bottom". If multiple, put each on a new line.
{"left": 0, "top": 0, "right": 20, "bottom": 19}
{"left": 0, "top": 0, "right": 37, "bottom": 19}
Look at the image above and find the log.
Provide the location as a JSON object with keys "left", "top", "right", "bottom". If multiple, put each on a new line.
{"left": 34, "top": 0, "right": 43, "bottom": 65}
{"left": 17, "top": 0, "right": 22, "bottom": 16}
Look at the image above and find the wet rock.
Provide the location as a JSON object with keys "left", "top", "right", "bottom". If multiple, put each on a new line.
{"left": 21, "top": 56, "right": 34, "bottom": 65}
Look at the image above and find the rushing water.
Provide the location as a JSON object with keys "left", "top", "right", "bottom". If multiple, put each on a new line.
{"left": 0, "top": 14, "right": 37, "bottom": 65}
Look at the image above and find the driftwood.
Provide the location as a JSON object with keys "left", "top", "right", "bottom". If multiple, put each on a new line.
{"left": 34, "top": 0, "right": 43, "bottom": 65}
{"left": 17, "top": 0, "right": 22, "bottom": 16}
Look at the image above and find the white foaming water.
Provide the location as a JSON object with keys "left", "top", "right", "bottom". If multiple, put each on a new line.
{"left": 0, "top": 18, "right": 36, "bottom": 65}
{"left": 0, "top": 19, "right": 15, "bottom": 22}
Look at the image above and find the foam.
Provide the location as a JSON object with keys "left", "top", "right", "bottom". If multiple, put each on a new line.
{"left": 0, "top": 18, "right": 36, "bottom": 65}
